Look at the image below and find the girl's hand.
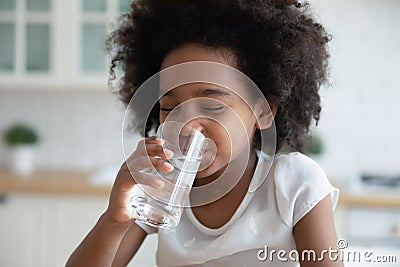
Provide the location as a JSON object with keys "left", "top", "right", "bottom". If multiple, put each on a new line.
{"left": 105, "top": 136, "right": 174, "bottom": 224}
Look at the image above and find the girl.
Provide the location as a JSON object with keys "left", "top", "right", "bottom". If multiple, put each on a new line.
{"left": 67, "top": 1, "right": 343, "bottom": 266}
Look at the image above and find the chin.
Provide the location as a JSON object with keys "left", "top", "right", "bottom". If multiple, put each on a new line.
{"left": 195, "top": 168, "right": 213, "bottom": 179}
{"left": 195, "top": 160, "right": 227, "bottom": 180}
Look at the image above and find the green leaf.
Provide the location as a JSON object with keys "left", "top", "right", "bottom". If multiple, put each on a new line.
{"left": 3, "top": 124, "right": 39, "bottom": 146}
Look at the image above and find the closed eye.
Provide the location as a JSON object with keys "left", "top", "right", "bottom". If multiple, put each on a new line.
{"left": 160, "top": 107, "right": 174, "bottom": 111}
{"left": 202, "top": 106, "right": 224, "bottom": 111}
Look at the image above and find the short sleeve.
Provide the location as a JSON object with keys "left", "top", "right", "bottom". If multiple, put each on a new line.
{"left": 274, "top": 152, "right": 339, "bottom": 228}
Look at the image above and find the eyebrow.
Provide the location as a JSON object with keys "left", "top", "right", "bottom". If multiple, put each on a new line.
{"left": 161, "top": 88, "right": 232, "bottom": 97}
{"left": 199, "top": 88, "right": 232, "bottom": 97}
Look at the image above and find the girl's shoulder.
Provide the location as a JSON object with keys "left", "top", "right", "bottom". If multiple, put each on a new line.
{"left": 266, "top": 151, "right": 339, "bottom": 228}
{"left": 257, "top": 150, "right": 323, "bottom": 180}
{"left": 273, "top": 151, "right": 323, "bottom": 175}
{"left": 271, "top": 151, "right": 332, "bottom": 193}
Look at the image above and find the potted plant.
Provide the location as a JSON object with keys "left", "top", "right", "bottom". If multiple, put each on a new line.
{"left": 3, "top": 123, "right": 40, "bottom": 175}
{"left": 304, "top": 133, "right": 324, "bottom": 156}
{"left": 279, "top": 132, "right": 324, "bottom": 156}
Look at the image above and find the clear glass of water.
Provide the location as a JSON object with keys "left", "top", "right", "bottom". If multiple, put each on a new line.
{"left": 129, "top": 121, "right": 213, "bottom": 229}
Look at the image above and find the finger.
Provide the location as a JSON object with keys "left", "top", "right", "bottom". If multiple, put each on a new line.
{"left": 145, "top": 136, "right": 163, "bottom": 144}
{"left": 130, "top": 171, "right": 165, "bottom": 189}
{"left": 123, "top": 139, "right": 167, "bottom": 169}
{"left": 142, "top": 144, "right": 174, "bottom": 159}
{"left": 112, "top": 166, "right": 165, "bottom": 197}
{"left": 113, "top": 165, "right": 136, "bottom": 193}
{"left": 126, "top": 155, "right": 174, "bottom": 173}
{"left": 136, "top": 136, "right": 163, "bottom": 150}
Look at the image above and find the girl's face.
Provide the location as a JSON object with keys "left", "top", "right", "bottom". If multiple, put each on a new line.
{"left": 159, "top": 43, "right": 260, "bottom": 180}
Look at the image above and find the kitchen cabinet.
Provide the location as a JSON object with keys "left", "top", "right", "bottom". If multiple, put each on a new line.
{"left": 0, "top": 0, "right": 132, "bottom": 91}
{"left": 337, "top": 191, "right": 400, "bottom": 247}
{"left": 0, "top": 168, "right": 157, "bottom": 267}
{"left": 347, "top": 206, "right": 400, "bottom": 247}
{"left": 0, "top": 194, "right": 108, "bottom": 266}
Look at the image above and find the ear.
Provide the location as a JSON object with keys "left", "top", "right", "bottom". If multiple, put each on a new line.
{"left": 253, "top": 98, "right": 277, "bottom": 130}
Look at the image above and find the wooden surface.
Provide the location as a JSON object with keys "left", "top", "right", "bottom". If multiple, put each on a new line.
{"left": 0, "top": 168, "right": 112, "bottom": 196}
{"left": 339, "top": 191, "right": 400, "bottom": 208}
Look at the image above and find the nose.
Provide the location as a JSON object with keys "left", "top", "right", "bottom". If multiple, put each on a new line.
{"left": 183, "top": 120, "right": 205, "bottom": 135}
{"left": 167, "top": 103, "right": 205, "bottom": 135}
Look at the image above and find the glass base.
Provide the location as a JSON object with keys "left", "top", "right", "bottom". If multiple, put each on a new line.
{"left": 130, "top": 198, "right": 179, "bottom": 229}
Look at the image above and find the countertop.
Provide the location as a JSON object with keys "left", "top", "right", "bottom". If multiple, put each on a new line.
{"left": 339, "top": 190, "right": 400, "bottom": 208}
{"left": 0, "top": 168, "right": 111, "bottom": 196}
{"left": 0, "top": 168, "right": 399, "bottom": 207}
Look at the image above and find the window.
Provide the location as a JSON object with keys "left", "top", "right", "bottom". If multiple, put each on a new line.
{"left": 78, "top": 0, "right": 132, "bottom": 74}
{"left": 0, "top": 0, "right": 133, "bottom": 89}
{"left": 0, "top": 0, "right": 51, "bottom": 73}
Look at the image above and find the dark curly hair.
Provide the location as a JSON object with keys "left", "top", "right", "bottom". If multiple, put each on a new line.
{"left": 106, "top": 0, "right": 331, "bottom": 153}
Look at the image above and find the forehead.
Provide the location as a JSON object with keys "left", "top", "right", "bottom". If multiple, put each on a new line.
{"left": 158, "top": 67, "right": 255, "bottom": 104}
{"left": 158, "top": 61, "right": 257, "bottom": 104}
{"left": 158, "top": 43, "right": 261, "bottom": 105}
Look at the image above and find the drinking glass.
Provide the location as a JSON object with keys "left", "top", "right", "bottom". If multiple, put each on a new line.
{"left": 129, "top": 121, "right": 213, "bottom": 229}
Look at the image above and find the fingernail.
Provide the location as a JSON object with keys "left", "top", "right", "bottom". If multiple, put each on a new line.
{"left": 163, "top": 161, "right": 174, "bottom": 170}
{"left": 155, "top": 137, "right": 164, "bottom": 144}
{"left": 164, "top": 149, "right": 174, "bottom": 158}
{"left": 154, "top": 179, "right": 164, "bottom": 189}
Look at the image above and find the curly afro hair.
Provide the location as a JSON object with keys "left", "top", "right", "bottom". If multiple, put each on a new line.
{"left": 106, "top": 0, "right": 331, "bottom": 153}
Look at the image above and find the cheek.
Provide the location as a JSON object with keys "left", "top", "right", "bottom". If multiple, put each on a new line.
{"left": 194, "top": 122, "right": 230, "bottom": 178}
{"left": 159, "top": 113, "right": 166, "bottom": 123}
{"left": 207, "top": 121, "right": 232, "bottom": 160}
{"left": 207, "top": 119, "right": 252, "bottom": 166}
{"left": 222, "top": 110, "right": 255, "bottom": 153}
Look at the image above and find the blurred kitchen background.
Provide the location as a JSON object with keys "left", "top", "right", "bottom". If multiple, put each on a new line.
{"left": 0, "top": 0, "right": 399, "bottom": 266}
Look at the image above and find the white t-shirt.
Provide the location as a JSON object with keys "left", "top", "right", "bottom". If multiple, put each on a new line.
{"left": 136, "top": 152, "right": 339, "bottom": 267}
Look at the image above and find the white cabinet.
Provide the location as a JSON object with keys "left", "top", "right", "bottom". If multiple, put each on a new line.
{"left": 0, "top": 193, "right": 157, "bottom": 267}
{"left": 0, "top": 194, "right": 108, "bottom": 266}
{"left": 0, "top": 194, "right": 43, "bottom": 266}
{"left": 347, "top": 206, "right": 400, "bottom": 247}
{"left": 0, "top": 0, "right": 132, "bottom": 90}
{"left": 337, "top": 193, "right": 400, "bottom": 248}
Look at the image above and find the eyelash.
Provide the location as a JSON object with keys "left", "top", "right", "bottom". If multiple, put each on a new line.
{"left": 160, "top": 106, "right": 224, "bottom": 112}
{"left": 160, "top": 107, "right": 174, "bottom": 112}
{"left": 202, "top": 106, "right": 224, "bottom": 111}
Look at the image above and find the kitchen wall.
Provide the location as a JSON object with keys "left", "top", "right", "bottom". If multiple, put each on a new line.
{"left": 310, "top": 0, "right": 400, "bottom": 187}
{"left": 0, "top": 89, "right": 141, "bottom": 174}
{"left": 1, "top": 0, "right": 400, "bottom": 189}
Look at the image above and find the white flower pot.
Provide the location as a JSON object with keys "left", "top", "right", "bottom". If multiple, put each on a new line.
{"left": 8, "top": 145, "right": 36, "bottom": 176}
